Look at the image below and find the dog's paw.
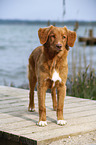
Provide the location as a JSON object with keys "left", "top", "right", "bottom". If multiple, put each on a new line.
{"left": 37, "top": 121, "right": 47, "bottom": 127}
{"left": 57, "top": 120, "right": 67, "bottom": 126}
{"left": 28, "top": 107, "right": 35, "bottom": 112}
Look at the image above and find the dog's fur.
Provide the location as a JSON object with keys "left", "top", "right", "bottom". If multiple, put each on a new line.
{"left": 28, "top": 25, "right": 76, "bottom": 126}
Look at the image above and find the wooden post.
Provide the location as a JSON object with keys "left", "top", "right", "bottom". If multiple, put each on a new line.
{"left": 89, "top": 29, "right": 93, "bottom": 45}
{"left": 89, "top": 29, "right": 93, "bottom": 38}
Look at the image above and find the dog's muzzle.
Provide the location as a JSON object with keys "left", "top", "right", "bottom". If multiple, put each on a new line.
{"left": 56, "top": 43, "right": 62, "bottom": 52}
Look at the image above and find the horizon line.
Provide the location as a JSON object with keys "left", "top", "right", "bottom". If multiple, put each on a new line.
{"left": 0, "top": 19, "right": 96, "bottom": 23}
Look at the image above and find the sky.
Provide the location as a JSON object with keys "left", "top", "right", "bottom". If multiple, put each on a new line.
{"left": 0, "top": 0, "right": 96, "bottom": 21}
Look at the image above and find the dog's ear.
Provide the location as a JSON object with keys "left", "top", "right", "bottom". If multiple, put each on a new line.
{"left": 38, "top": 25, "right": 54, "bottom": 44}
{"left": 64, "top": 26, "right": 77, "bottom": 47}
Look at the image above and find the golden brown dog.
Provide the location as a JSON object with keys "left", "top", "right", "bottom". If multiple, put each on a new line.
{"left": 28, "top": 25, "right": 76, "bottom": 126}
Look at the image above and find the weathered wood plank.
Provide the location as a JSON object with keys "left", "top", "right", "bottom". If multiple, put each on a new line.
{"left": 0, "top": 86, "right": 96, "bottom": 145}
{"left": 1, "top": 114, "right": 96, "bottom": 134}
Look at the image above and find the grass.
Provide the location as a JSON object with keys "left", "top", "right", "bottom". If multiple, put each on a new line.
{"left": 67, "top": 65, "right": 96, "bottom": 100}
{"left": 66, "top": 32, "right": 96, "bottom": 100}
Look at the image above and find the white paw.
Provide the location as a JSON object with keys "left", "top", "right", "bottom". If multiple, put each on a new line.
{"left": 37, "top": 121, "right": 47, "bottom": 127}
{"left": 28, "top": 107, "right": 35, "bottom": 112}
{"left": 57, "top": 120, "right": 67, "bottom": 126}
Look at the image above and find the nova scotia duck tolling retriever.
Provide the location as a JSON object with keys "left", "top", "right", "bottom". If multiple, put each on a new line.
{"left": 28, "top": 25, "right": 76, "bottom": 126}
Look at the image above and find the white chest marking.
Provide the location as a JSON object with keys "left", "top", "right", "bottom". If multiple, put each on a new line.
{"left": 52, "top": 70, "right": 62, "bottom": 83}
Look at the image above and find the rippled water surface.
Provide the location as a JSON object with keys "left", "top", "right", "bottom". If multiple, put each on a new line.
{"left": 0, "top": 24, "right": 96, "bottom": 87}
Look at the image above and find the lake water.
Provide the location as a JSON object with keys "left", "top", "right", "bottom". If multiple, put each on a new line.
{"left": 0, "top": 24, "right": 96, "bottom": 87}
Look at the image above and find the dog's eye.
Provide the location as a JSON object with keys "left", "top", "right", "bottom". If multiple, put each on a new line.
{"left": 63, "top": 35, "right": 66, "bottom": 39}
{"left": 50, "top": 34, "right": 55, "bottom": 38}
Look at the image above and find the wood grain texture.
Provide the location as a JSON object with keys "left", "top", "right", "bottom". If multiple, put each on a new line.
{"left": 0, "top": 86, "right": 96, "bottom": 145}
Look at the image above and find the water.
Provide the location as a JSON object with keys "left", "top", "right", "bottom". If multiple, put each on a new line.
{"left": 0, "top": 24, "right": 96, "bottom": 87}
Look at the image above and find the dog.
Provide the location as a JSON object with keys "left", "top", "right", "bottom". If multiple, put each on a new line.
{"left": 28, "top": 25, "right": 76, "bottom": 126}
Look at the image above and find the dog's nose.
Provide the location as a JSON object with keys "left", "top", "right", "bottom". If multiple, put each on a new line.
{"left": 56, "top": 44, "right": 62, "bottom": 49}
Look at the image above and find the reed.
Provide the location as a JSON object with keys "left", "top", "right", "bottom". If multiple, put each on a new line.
{"left": 67, "top": 39, "right": 96, "bottom": 100}
{"left": 67, "top": 65, "right": 96, "bottom": 100}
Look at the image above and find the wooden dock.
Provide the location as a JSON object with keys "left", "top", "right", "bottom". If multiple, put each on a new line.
{"left": 0, "top": 86, "right": 96, "bottom": 145}
{"left": 78, "top": 29, "right": 96, "bottom": 45}
{"left": 78, "top": 37, "right": 96, "bottom": 45}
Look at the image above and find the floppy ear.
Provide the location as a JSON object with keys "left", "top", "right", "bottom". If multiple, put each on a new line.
{"left": 67, "top": 29, "right": 77, "bottom": 47}
{"left": 38, "top": 25, "right": 54, "bottom": 44}
{"left": 64, "top": 26, "right": 77, "bottom": 47}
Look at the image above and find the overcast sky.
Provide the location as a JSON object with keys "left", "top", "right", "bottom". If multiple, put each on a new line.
{"left": 0, "top": 0, "right": 96, "bottom": 21}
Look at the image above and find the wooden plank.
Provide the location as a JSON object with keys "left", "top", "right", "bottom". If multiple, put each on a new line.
{"left": 78, "top": 37, "right": 96, "bottom": 45}
{"left": 1, "top": 119, "right": 96, "bottom": 145}
{"left": 78, "top": 37, "right": 96, "bottom": 42}
{"left": 2, "top": 114, "right": 96, "bottom": 134}
{"left": 32, "top": 122, "right": 96, "bottom": 144}
{"left": 0, "top": 86, "right": 96, "bottom": 145}
{"left": 0, "top": 106, "right": 96, "bottom": 127}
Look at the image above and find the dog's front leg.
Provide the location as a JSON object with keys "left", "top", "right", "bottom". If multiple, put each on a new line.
{"left": 37, "top": 84, "right": 47, "bottom": 127}
{"left": 57, "top": 85, "right": 67, "bottom": 125}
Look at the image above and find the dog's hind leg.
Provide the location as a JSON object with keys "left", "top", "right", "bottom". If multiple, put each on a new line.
{"left": 28, "top": 65, "right": 37, "bottom": 112}
{"left": 51, "top": 87, "right": 57, "bottom": 111}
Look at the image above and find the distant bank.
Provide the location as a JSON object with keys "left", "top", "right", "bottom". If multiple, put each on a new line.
{"left": 0, "top": 19, "right": 96, "bottom": 26}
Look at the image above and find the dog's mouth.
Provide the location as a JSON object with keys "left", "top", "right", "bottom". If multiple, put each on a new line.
{"left": 56, "top": 48, "right": 62, "bottom": 53}
{"left": 55, "top": 43, "right": 62, "bottom": 53}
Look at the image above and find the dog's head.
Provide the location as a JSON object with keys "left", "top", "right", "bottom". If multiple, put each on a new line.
{"left": 38, "top": 25, "right": 76, "bottom": 56}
